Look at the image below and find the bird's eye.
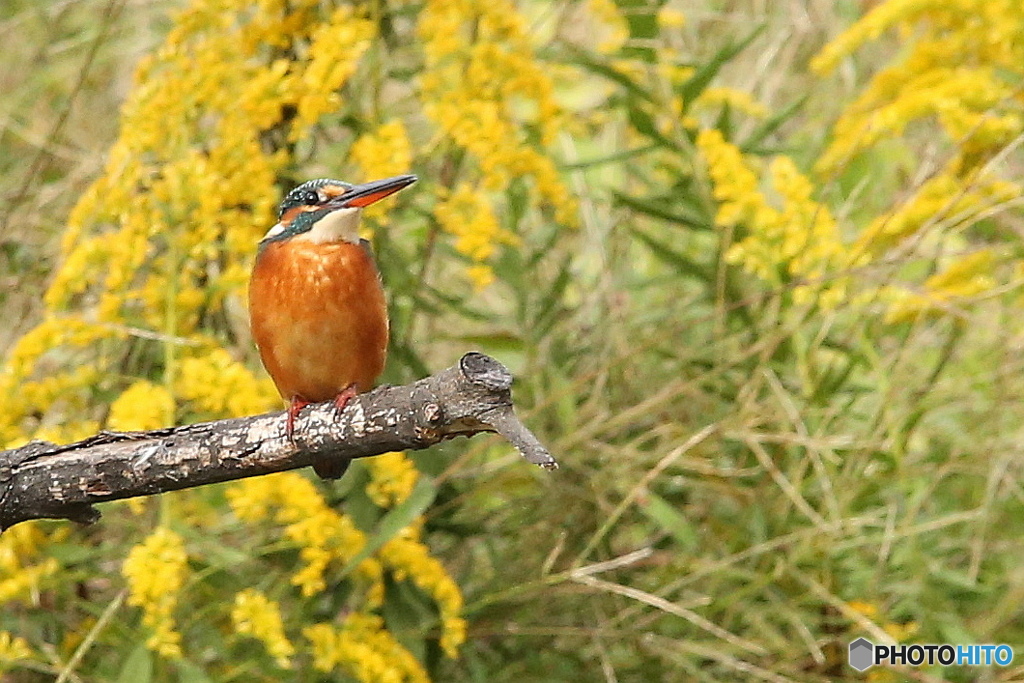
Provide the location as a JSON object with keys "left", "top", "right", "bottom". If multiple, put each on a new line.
{"left": 305, "top": 190, "right": 321, "bottom": 205}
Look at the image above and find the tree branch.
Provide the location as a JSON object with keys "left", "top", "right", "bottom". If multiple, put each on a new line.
{"left": 0, "top": 353, "right": 556, "bottom": 531}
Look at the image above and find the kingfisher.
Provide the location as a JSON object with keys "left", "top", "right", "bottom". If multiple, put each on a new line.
{"left": 249, "top": 174, "right": 417, "bottom": 479}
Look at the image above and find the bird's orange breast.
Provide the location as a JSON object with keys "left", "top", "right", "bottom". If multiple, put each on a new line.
{"left": 249, "top": 239, "right": 388, "bottom": 403}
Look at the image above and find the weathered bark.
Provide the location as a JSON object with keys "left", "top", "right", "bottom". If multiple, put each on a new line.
{"left": 0, "top": 353, "right": 556, "bottom": 531}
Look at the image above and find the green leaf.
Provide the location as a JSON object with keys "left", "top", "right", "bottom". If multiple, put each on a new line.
{"left": 638, "top": 490, "right": 698, "bottom": 551}
{"left": 340, "top": 476, "right": 437, "bottom": 577}
{"left": 614, "top": 191, "right": 711, "bottom": 231}
{"left": 343, "top": 463, "right": 380, "bottom": 531}
{"left": 383, "top": 578, "right": 434, "bottom": 659}
{"left": 504, "top": 177, "right": 530, "bottom": 233}
{"left": 932, "top": 569, "right": 985, "bottom": 593}
{"left": 533, "top": 256, "right": 573, "bottom": 339}
{"left": 716, "top": 103, "right": 735, "bottom": 140}
{"left": 562, "top": 144, "right": 658, "bottom": 170}
{"left": 741, "top": 95, "right": 808, "bottom": 154}
{"left": 631, "top": 227, "right": 711, "bottom": 282}
{"left": 175, "top": 660, "right": 213, "bottom": 683}
{"left": 680, "top": 25, "right": 766, "bottom": 105}
{"left": 117, "top": 644, "right": 152, "bottom": 683}
{"left": 627, "top": 104, "right": 680, "bottom": 150}
{"left": 564, "top": 50, "right": 655, "bottom": 102}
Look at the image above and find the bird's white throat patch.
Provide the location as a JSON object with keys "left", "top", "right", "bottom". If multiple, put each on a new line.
{"left": 262, "top": 221, "right": 286, "bottom": 241}
{"left": 300, "top": 206, "right": 362, "bottom": 244}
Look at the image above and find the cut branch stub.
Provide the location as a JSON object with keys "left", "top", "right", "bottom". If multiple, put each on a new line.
{"left": 0, "top": 352, "right": 556, "bottom": 531}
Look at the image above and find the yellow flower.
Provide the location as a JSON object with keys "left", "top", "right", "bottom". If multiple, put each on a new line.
{"left": 883, "top": 620, "right": 920, "bottom": 643}
{"left": 108, "top": 381, "right": 176, "bottom": 431}
{"left": 0, "top": 631, "right": 32, "bottom": 665}
{"left": 694, "top": 87, "right": 768, "bottom": 119}
{"left": 176, "top": 349, "right": 280, "bottom": 418}
{"left": 697, "top": 129, "right": 848, "bottom": 306}
{"left": 291, "top": 7, "right": 377, "bottom": 134}
{"left": 885, "top": 249, "right": 998, "bottom": 323}
{"left": 232, "top": 589, "right": 295, "bottom": 668}
{"left": 657, "top": 6, "right": 687, "bottom": 30}
{"left": 417, "top": 0, "right": 577, "bottom": 281}
{"left": 0, "top": 523, "right": 62, "bottom": 605}
{"left": 466, "top": 264, "right": 495, "bottom": 290}
{"left": 433, "top": 183, "right": 518, "bottom": 267}
{"left": 812, "top": 0, "right": 1024, "bottom": 178}
{"left": 228, "top": 468, "right": 466, "bottom": 658}
{"left": 846, "top": 600, "right": 878, "bottom": 619}
{"left": 587, "top": 0, "right": 629, "bottom": 53}
{"left": 304, "top": 612, "right": 430, "bottom": 682}
{"left": 853, "top": 165, "right": 1018, "bottom": 258}
{"left": 227, "top": 473, "right": 382, "bottom": 598}
{"left": 0, "top": 318, "right": 116, "bottom": 445}
{"left": 122, "top": 527, "right": 189, "bottom": 658}
{"left": 350, "top": 121, "right": 414, "bottom": 222}
{"left": 366, "top": 452, "right": 419, "bottom": 507}
{"left": 380, "top": 523, "right": 466, "bottom": 658}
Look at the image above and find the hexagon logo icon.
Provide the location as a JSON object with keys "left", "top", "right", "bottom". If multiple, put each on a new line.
{"left": 849, "top": 637, "right": 874, "bottom": 671}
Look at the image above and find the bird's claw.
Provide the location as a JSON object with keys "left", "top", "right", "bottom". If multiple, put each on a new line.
{"left": 332, "top": 384, "right": 359, "bottom": 413}
{"left": 286, "top": 397, "right": 311, "bottom": 442}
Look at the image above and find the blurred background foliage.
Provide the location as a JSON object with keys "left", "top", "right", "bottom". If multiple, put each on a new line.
{"left": 1, "top": 0, "right": 1023, "bottom": 680}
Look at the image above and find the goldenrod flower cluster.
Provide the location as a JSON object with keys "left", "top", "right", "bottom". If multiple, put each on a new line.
{"left": 122, "top": 527, "right": 189, "bottom": 658}
{"left": 294, "top": 7, "right": 377, "bottom": 133}
{"left": 417, "top": 0, "right": 578, "bottom": 287}
{"left": 228, "top": 471, "right": 465, "bottom": 667}
{"left": 808, "top": 0, "right": 1022, "bottom": 320}
{"left": 694, "top": 0, "right": 1022, "bottom": 320}
{"left": 433, "top": 183, "right": 519, "bottom": 289}
{"left": 231, "top": 589, "right": 295, "bottom": 668}
{"left": 351, "top": 121, "right": 414, "bottom": 222}
{"left": 379, "top": 522, "right": 467, "bottom": 658}
{"left": 0, "top": 523, "right": 61, "bottom": 605}
{"left": 227, "top": 473, "right": 381, "bottom": 598}
{"left": 696, "top": 129, "right": 848, "bottom": 307}
{"left": 851, "top": 168, "right": 1019, "bottom": 260}
{"left": 812, "top": 0, "right": 1023, "bottom": 177}
{"left": 366, "top": 452, "right": 420, "bottom": 507}
{"left": 305, "top": 613, "right": 430, "bottom": 681}
{"left": 885, "top": 249, "right": 998, "bottom": 323}
{"left": 365, "top": 454, "right": 467, "bottom": 656}
{"left": 175, "top": 349, "right": 280, "bottom": 419}
{"left": 587, "top": 0, "right": 630, "bottom": 54}
{"left": 0, "top": 317, "right": 115, "bottom": 447}
{"left": 108, "top": 380, "right": 175, "bottom": 432}
{"left": 0, "top": 631, "right": 32, "bottom": 667}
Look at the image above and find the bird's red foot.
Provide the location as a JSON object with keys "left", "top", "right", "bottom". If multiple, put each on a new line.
{"left": 333, "top": 383, "right": 359, "bottom": 413}
{"left": 286, "top": 396, "right": 311, "bottom": 441}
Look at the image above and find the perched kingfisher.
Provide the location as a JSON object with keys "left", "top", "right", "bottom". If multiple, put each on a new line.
{"left": 249, "top": 174, "right": 417, "bottom": 479}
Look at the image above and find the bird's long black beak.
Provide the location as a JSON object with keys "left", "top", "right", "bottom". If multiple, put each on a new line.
{"left": 334, "top": 174, "right": 418, "bottom": 209}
